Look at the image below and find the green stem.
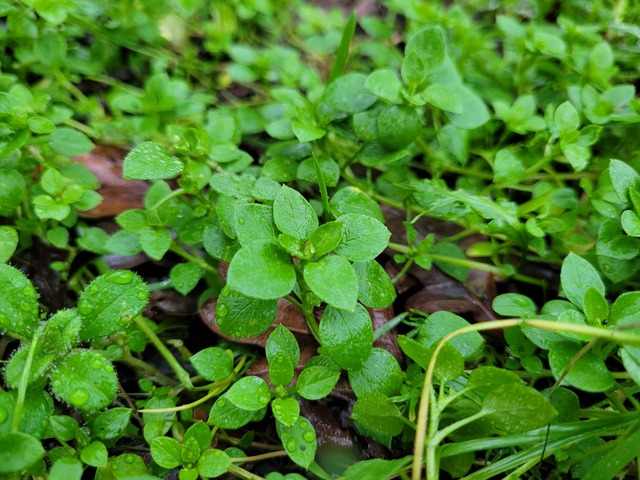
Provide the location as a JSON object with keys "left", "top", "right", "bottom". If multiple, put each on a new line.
{"left": 169, "top": 244, "right": 218, "bottom": 275}
{"left": 227, "top": 464, "right": 266, "bottom": 480}
{"left": 137, "top": 377, "right": 232, "bottom": 413}
{"left": 412, "top": 318, "right": 640, "bottom": 480}
{"left": 312, "top": 152, "right": 332, "bottom": 222}
{"left": 133, "top": 316, "right": 195, "bottom": 390}
{"left": 12, "top": 329, "right": 41, "bottom": 432}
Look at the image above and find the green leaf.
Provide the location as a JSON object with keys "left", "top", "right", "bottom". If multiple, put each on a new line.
{"left": 224, "top": 376, "right": 271, "bottom": 411}
{"left": 151, "top": 436, "right": 183, "bottom": 469}
{"left": 348, "top": 348, "right": 402, "bottom": 397}
{"left": 0, "top": 432, "right": 45, "bottom": 474}
{"left": 548, "top": 341, "right": 615, "bottom": 392}
{"left": 445, "top": 85, "right": 490, "bottom": 130}
{"left": 297, "top": 156, "right": 340, "bottom": 187}
{"left": 418, "top": 311, "right": 484, "bottom": 360}
{"left": 93, "top": 408, "right": 132, "bottom": 442}
{"left": 610, "top": 292, "right": 640, "bottom": 326}
{"left": 376, "top": 105, "right": 422, "bottom": 151}
{"left": 49, "top": 128, "right": 94, "bottom": 156}
{"left": 0, "top": 264, "right": 39, "bottom": 337}
{"left": 234, "top": 203, "right": 277, "bottom": 246}
{"left": 402, "top": 27, "right": 446, "bottom": 88}
{"left": 184, "top": 421, "right": 212, "bottom": 454}
{"left": 197, "top": 449, "right": 231, "bottom": 478}
{"left": 621, "top": 210, "right": 640, "bottom": 236}
{"left": 319, "top": 304, "right": 373, "bottom": 371}
{"left": 468, "top": 366, "right": 523, "bottom": 399}
{"left": 123, "top": 142, "right": 183, "bottom": 180}
{"left": 77, "top": 270, "right": 148, "bottom": 341}
{"left": 583, "top": 286, "right": 609, "bottom": 326}
{"left": 351, "top": 392, "right": 404, "bottom": 444}
{"left": 333, "top": 213, "right": 390, "bottom": 261}
{"left": 276, "top": 416, "right": 317, "bottom": 469}
{"left": 190, "top": 347, "right": 234, "bottom": 382}
{"left": 421, "top": 84, "right": 463, "bottom": 113}
{"left": 296, "top": 366, "right": 340, "bottom": 400}
{"left": 493, "top": 149, "right": 525, "bottom": 185}
{"left": 342, "top": 457, "right": 412, "bottom": 480}
{"left": 47, "top": 415, "right": 79, "bottom": 442}
{"left": 140, "top": 227, "right": 172, "bottom": 261}
{"left": 50, "top": 457, "right": 82, "bottom": 480}
{"left": 322, "top": 73, "right": 378, "bottom": 114}
{"left": 169, "top": 262, "right": 201, "bottom": 295}
{"left": 33, "top": 195, "right": 70, "bottom": 221}
{"left": 267, "top": 325, "right": 300, "bottom": 386}
{"left": 326, "top": 11, "right": 356, "bottom": 84}
{"left": 353, "top": 259, "right": 396, "bottom": 308}
{"left": 492, "top": 293, "right": 538, "bottom": 318}
{"left": 273, "top": 186, "right": 318, "bottom": 241}
{"left": 50, "top": 350, "right": 118, "bottom": 411}
{"left": 0, "top": 169, "right": 26, "bottom": 216}
{"left": 209, "top": 396, "right": 262, "bottom": 430}
{"left": 81, "top": 441, "right": 108, "bottom": 467}
{"left": 430, "top": 241, "right": 469, "bottom": 281}
{"left": 582, "top": 427, "right": 640, "bottom": 480}
{"left": 306, "top": 222, "right": 344, "bottom": 258}
{"left": 227, "top": 241, "right": 296, "bottom": 300}
{"left": 554, "top": 101, "right": 580, "bottom": 133}
{"left": 609, "top": 159, "right": 639, "bottom": 204}
{"left": 304, "top": 255, "right": 358, "bottom": 311}
{"left": 560, "top": 252, "right": 605, "bottom": 311}
{"left": 482, "top": 383, "right": 557, "bottom": 433}
{"left": 398, "top": 336, "right": 464, "bottom": 381}
{"left": 203, "top": 221, "right": 238, "bottom": 261}
{"left": 272, "top": 397, "right": 300, "bottom": 427}
{"left": 215, "top": 286, "right": 278, "bottom": 338}
{"left": 329, "top": 186, "right": 384, "bottom": 222}
{"left": 365, "top": 69, "right": 403, "bottom": 104}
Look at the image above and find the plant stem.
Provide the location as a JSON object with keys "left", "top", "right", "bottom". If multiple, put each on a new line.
{"left": 227, "top": 464, "right": 266, "bottom": 480}
{"left": 412, "top": 318, "right": 640, "bottom": 480}
{"left": 11, "top": 329, "right": 41, "bottom": 432}
{"left": 312, "top": 152, "right": 331, "bottom": 222}
{"left": 133, "top": 316, "right": 195, "bottom": 390}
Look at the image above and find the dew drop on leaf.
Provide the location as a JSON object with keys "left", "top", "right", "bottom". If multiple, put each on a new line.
{"left": 124, "top": 454, "right": 135, "bottom": 464}
{"left": 78, "top": 302, "right": 95, "bottom": 316}
{"left": 104, "top": 270, "right": 135, "bottom": 285}
{"left": 22, "top": 286, "right": 35, "bottom": 296}
{"left": 302, "top": 430, "right": 315, "bottom": 442}
{"left": 217, "top": 304, "right": 229, "bottom": 317}
{"left": 69, "top": 388, "right": 90, "bottom": 406}
{"left": 286, "top": 439, "right": 297, "bottom": 452}
{"left": 217, "top": 399, "right": 227, "bottom": 407}
{"left": 237, "top": 218, "right": 245, "bottom": 225}
{"left": 136, "top": 291, "right": 148, "bottom": 301}
{"left": 259, "top": 394, "right": 271, "bottom": 405}
{"left": 92, "top": 359, "right": 103, "bottom": 369}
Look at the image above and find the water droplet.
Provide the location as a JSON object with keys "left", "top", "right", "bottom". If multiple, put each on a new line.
{"left": 276, "top": 356, "right": 284, "bottom": 363}
{"left": 0, "top": 406, "right": 8, "bottom": 423}
{"left": 69, "top": 388, "right": 89, "bottom": 406}
{"left": 105, "top": 270, "right": 135, "bottom": 285}
{"left": 22, "top": 286, "right": 35, "bottom": 296}
{"left": 19, "top": 301, "right": 32, "bottom": 312}
{"left": 260, "top": 218, "right": 266, "bottom": 223}
{"left": 213, "top": 450, "right": 222, "bottom": 457}
{"left": 104, "top": 364, "right": 114, "bottom": 373}
{"left": 78, "top": 302, "right": 95, "bottom": 316}
{"left": 124, "top": 454, "right": 135, "bottom": 464}
{"left": 602, "top": 264, "right": 613, "bottom": 273}
{"left": 176, "top": 282, "right": 184, "bottom": 289}
{"left": 0, "top": 313, "right": 8, "bottom": 327}
{"left": 52, "top": 379, "right": 61, "bottom": 388}
{"left": 286, "top": 439, "right": 297, "bottom": 452}
{"left": 302, "top": 430, "right": 315, "bottom": 442}
{"left": 217, "top": 304, "right": 229, "bottom": 317}
{"left": 112, "top": 464, "right": 119, "bottom": 471}
{"left": 136, "top": 290, "right": 148, "bottom": 301}
{"left": 258, "top": 394, "right": 270, "bottom": 405}
{"left": 232, "top": 291, "right": 239, "bottom": 298}
{"left": 217, "top": 399, "right": 227, "bottom": 408}
{"left": 237, "top": 218, "right": 245, "bottom": 225}
{"left": 92, "top": 359, "right": 103, "bottom": 369}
